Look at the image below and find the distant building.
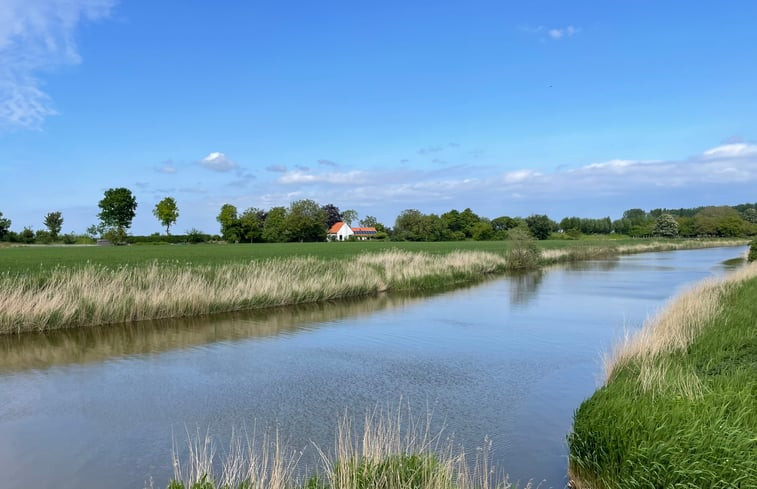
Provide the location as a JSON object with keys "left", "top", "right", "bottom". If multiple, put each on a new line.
{"left": 327, "top": 222, "right": 377, "bottom": 241}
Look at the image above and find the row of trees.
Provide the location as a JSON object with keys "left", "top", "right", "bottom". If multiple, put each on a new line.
{"left": 2, "top": 189, "right": 756, "bottom": 244}
{"left": 215, "top": 201, "right": 383, "bottom": 243}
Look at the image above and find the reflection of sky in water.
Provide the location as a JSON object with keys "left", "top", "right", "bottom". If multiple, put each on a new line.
{"left": 0, "top": 246, "right": 747, "bottom": 489}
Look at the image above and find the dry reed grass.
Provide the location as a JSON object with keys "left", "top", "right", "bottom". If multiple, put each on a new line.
{"left": 1, "top": 241, "right": 745, "bottom": 334}
{"left": 539, "top": 238, "right": 746, "bottom": 263}
{"left": 0, "top": 250, "right": 508, "bottom": 334}
{"left": 170, "top": 405, "right": 533, "bottom": 489}
{"left": 601, "top": 260, "right": 757, "bottom": 397}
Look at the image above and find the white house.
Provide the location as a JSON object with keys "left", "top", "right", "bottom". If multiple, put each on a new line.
{"left": 328, "top": 222, "right": 354, "bottom": 241}
{"left": 327, "top": 222, "right": 377, "bottom": 241}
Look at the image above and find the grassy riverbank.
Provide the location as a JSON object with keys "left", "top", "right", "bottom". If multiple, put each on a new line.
{"left": 568, "top": 262, "right": 757, "bottom": 488}
{"left": 166, "top": 407, "right": 527, "bottom": 489}
{"left": 0, "top": 238, "right": 746, "bottom": 334}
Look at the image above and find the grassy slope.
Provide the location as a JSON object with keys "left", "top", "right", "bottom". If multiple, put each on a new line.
{"left": 0, "top": 237, "right": 731, "bottom": 275}
{"left": 569, "top": 270, "right": 757, "bottom": 488}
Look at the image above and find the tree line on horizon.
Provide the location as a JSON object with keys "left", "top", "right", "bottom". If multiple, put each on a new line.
{"left": 1, "top": 187, "right": 756, "bottom": 245}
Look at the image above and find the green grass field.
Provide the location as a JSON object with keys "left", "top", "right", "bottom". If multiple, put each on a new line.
{"left": 568, "top": 265, "right": 757, "bottom": 488}
{"left": 0, "top": 236, "right": 708, "bottom": 275}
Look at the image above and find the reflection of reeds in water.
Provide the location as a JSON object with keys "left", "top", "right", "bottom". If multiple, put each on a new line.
{"left": 0, "top": 250, "right": 509, "bottom": 334}
{"left": 0, "top": 294, "right": 423, "bottom": 373}
{"left": 169, "top": 405, "right": 532, "bottom": 489}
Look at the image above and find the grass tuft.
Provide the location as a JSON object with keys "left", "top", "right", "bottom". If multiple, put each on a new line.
{"left": 167, "top": 406, "right": 532, "bottom": 489}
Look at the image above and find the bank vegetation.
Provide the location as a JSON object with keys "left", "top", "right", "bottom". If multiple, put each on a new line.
{"left": 568, "top": 261, "right": 757, "bottom": 488}
{"left": 0, "top": 239, "right": 748, "bottom": 334}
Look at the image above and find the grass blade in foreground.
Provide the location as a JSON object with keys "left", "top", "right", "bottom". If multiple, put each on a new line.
{"left": 568, "top": 262, "right": 757, "bottom": 489}
{"left": 167, "top": 406, "right": 532, "bottom": 489}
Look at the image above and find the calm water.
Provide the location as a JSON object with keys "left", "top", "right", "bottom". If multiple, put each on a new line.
{"left": 0, "top": 247, "right": 746, "bottom": 489}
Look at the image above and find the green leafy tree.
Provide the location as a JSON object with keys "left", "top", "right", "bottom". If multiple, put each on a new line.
{"left": 98, "top": 187, "right": 138, "bottom": 238}
{"left": 653, "top": 213, "right": 679, "bottom": 238}
{"left": 694, "top": 206, "right": 745, "bottom": 237}
{"left": 743, "top": 208, "right": 757, "bottom": 224}
{"left": 341, "top": 209, "right": 358, "bottom": 226}
{"left": 359, "top": 215, "right": 387, "bottom": 233}
{"left": 153, "top": 197, "right": 179, "bottom": 235}
{"left": 471, "top": 221, "right": 494, "bottom": 241}
{"left": 525, "top": 214, "right": 555, "bottom": 240}
{"left": 262, "top": 206, "right": 288, "bottom": 243}
{"left": 0, "top": 212, "right": 11, "bottom": 240}
{"left": 394, "top": 209, "right": 429, "bottom": 241}
{"left": 286, "top": 199, "right": 327, "bottom": 242}
{"left": 216, "top": 204, "right": 240, "bottom": 242}
{"left": 239, "top": 207, "right": 265, "bottom": 243}
{"left": 20, "top": 226, "right": 35, "bottom": 244}
{"left": 43, "top": 211, "right": 63, "bottom": 239}
{"left": 321, "top": 204, "right": 343, "bottom": 228}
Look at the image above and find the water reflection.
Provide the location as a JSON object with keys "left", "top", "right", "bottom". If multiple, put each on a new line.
{"left": 0, "top": 294, "right": 425, "bottom": 374}
{"left": 508, "top": 270, "right": 544, "bottom": 306}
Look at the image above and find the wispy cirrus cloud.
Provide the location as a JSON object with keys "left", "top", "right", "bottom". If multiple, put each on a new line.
{"left": 156, "top": 160, "right": 178, "bottom": 174}
{"left": 521, "top": 24, "right": 579, "bottom": 41}
{"left": 0, "top": 0, "right": 116, "bottom": 129}
{"left": 278, "top": 170, "right": 369, "bottom": 185}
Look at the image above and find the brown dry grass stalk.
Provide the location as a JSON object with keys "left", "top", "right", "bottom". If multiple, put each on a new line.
{"left": 0, "top": 250, "right": 508, "bottom": 334}
{"left": 172, "top": 406, "right": 531, "bottom": 489}
{"left": 601, "top": 261, "right": 757, "bottom": 396}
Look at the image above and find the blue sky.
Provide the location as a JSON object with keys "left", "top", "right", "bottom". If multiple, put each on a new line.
{"left": 2, "top": 0, "right": 756, "bottom": 235}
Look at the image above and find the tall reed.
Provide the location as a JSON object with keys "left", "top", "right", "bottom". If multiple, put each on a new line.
{"left": 168, "top": 405, "right": 531, "bottom": 489}
{"left": 1, "top": 240, "right": 745, "bottom": 334}
{"left": 0, "top": 250, "right": 508, "bottom": 334}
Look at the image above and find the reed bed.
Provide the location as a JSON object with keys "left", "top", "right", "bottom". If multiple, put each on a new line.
{"left": 0, "top": 250, "right": 508, "bottom": 334}
{"left": 539, "top": 238, "right": 747, "bottom": 264}
{"left": 568, "top": 262, "right": 757, "bottom": 489}
{"left": 1, "top": 241, "right": 747, "bottom": 334}
{"left": 167, "top": 406, "right": 531, "bottom": 489}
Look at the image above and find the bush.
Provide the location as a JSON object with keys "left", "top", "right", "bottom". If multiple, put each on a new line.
{"left": 506, "top": 227, "right": 539, "bottom": 270}
{"left": 749, "top": 240, "right": 757, "bottom": 262}
{"left": 34, "top": 229, "right": 53, "bottom": 244}
{"left": 103, "top": 227, "right": 127, "bottom": 245}
{"left": 20, "top": 227, "right": 35, "bottom": 244}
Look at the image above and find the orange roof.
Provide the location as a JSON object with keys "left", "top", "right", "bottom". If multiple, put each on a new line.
{"left": 351, "top": 227, "right": 377, "bottom": 233}
{"left": 328, "top": 222, "right": 345, "bottom": 233}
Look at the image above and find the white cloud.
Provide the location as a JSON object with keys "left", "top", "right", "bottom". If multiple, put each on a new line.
{"left": 0, "top": 0, "right": 116, "bottom": 129}
{"left": 502, "top": 169, "right": 541, "bottom": 184}
{"left": 278, "top": 170, "right": 369, "bottom": 185}
{"left": 548, "top": 25, "right": 577, "bottom": 40}
{"left": 702, "top": 143, "right": 757, "bottom": 159}
{"left": 199, "top": 152, "right": 237, "bottom": 172}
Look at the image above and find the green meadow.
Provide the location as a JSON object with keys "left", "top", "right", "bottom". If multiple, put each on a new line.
{"left": 0, "top": 235, "right": 719, "bottom": 275}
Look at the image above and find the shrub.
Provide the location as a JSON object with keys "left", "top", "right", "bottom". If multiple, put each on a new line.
{"left": 20, "top": 227, "right": 35, "bottom": 244}
{"left": 505, "top": 227, "right": 539, "bottom": 270}
{"left": 34, "top": 229, "right": 53, "bottom": 244}
{"left": 749, "top": 240, "right": 757, "bottom": 262}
